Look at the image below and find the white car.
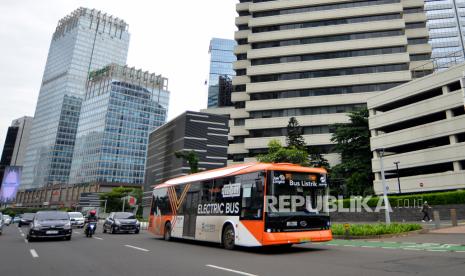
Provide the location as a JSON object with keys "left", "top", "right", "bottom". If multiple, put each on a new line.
{"left": 3, "top": 215, "right": 12, "bottom": 226}
{"left": 0, "top": 212, "right": 3, "bottom": 235}
{"left": 68, "top": 212, "right": 85, "bottom": 228}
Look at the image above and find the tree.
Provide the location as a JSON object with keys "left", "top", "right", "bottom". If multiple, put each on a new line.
{"left": 309, "top": 147, "right": 331, "bottom": 169}
{"left": 330, "top": 107, "right": 373, "bottom": 196}
{"left": 286, "top": 117, "right": 306, "bottom": 150}
{"left": 99, "top": 187, "right": 140, "bottom": 213}
{"left": 175, "top": 150, "right": 199, "bottom": 174}
{"left": 256, "top": 140, "right": 309, "bottom": 166}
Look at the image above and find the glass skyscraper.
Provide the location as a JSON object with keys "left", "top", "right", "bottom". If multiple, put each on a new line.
{"left": 21, "top": 8, "right": 130, "bottom": 189}
{"left": 425, "top": 0, "right": 465, "bottom": 69}
{"left": 69, "top": 64, "right": 169, "bottom": 185}
{"left": 207, "top": 38, "right": 237, "bottom": 108}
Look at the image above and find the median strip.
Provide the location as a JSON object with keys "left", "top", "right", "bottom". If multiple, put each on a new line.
{"left": 206, "top": 264, "right": 258, "bottom": 276}
{"left": 93, "top": 237, "right": 103, "bottom": 240}
{"left": 124, "top": 245, "right": 149, "bottom": 252}
{"left": 30, "top": 249, "right": 39, "bottom": 258}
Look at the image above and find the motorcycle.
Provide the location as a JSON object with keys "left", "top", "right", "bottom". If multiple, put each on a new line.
{"left": 85, "top": 222, "right": 97, "bottom": 238}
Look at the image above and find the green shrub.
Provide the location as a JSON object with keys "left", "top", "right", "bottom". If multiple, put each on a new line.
{"left": 331, "top": 223, "right": 422, "bottom": 236}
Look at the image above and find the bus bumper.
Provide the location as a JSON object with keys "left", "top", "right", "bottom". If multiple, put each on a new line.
{"left": 262, "top": 229, "right": 332, "bottom": 246}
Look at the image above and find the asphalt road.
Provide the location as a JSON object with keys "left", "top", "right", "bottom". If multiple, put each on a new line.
{"left": 1, "top": 224, "right": 465, "bottom": 276}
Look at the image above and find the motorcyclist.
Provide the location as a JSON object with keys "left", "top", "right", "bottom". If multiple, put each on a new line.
{"left": 85, "top": 210, "right": 98, "bottom": 234}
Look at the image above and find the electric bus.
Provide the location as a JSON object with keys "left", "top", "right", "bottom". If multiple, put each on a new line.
{"left": 148, "top": 163, "right": 332, "bottom": 249}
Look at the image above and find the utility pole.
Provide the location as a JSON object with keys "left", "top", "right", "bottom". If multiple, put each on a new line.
{"left": 394, "top": 161, "right": 401, "bottom": 194}
{"left": 378, "top": 148, "right": 391, "bottom": 225}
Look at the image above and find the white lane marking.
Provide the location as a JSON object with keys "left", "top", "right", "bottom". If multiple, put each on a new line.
{"left": 24, "top": 239, "right": 28, "bottom": 244}
{"left": 124, "top": 245, "right": 149, "bottom": 252}
{"left": 21, "top": 233, "right": 25, "bottom": 237}
{"left": 74, "top": 231, "right": 81, "bottom": 234}
{"left": 30, "top": 249, "right": 39, "bottom": 258}
{"left": 361, "top": 246, "right": 375, "bottom": 248}
{"left": 93, "top": 237, "right": 103, "bottom": 240}
{"left": 427, "top": 250, "right": 447, "bottom": 252}
{"left": 206, "top": 265, "right": 258, "bottom": 276}
{"left": 381, "top": 247, "right": 396, "bottom": 249}
{"left": 455, "top": 251, "right": 465, "bottom": 253}
{"left": 403, "top": 248, "right": 422, "bottom": 251}
{"left": 344, "top": 245, "right": 355, "bottom": 247}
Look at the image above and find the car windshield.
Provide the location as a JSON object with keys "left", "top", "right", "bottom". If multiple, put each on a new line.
{"left": 36, "top": 212, "right": 69, "bottom": 221}
{"left": 114, "top": 213, "right": 135, "bottom": 219}
{"left": 22, "top": 213, "right": 35, "bottom": 220}
{"left": 68, "top": 213, "right": 83, "bottom": 218}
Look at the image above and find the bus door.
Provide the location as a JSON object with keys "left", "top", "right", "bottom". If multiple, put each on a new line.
{"left": 183, "top": 190, "right": 200, "bottom": 237}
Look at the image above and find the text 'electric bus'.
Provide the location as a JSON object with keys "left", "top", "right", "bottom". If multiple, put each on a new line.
{"left": 148, "top": 163, "right": 332, "bottom": 249}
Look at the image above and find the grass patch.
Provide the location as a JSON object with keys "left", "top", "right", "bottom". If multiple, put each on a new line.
{"left": 331, "top": 223, "right": 422, "bottom": 236}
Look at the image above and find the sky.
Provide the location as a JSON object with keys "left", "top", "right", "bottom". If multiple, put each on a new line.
{"left": 0, "top": 0, "right": 237, "bottom": 152}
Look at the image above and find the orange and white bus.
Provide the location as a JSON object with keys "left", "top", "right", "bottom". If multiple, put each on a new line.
{"left": 148, "top": 163, "right": 332, "bottom": 249}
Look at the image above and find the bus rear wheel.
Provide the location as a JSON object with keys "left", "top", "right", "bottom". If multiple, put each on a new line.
{"left": 222, "top": 224, "right": 235, "bottom": 250}
{"left": 164, "top": 222, "right": 172, "bottom": 241}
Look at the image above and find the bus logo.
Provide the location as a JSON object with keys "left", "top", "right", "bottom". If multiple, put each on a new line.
{"left": 222, "top": 183, "right": 241, "bottom": 198}
{"left": 273, "top": 175, "right": 286, "bottom": 185}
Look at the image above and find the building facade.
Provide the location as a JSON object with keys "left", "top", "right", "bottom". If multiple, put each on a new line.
{"left": 425, "top": 0, "right": 465, "bottom": 69}
{"left": 229, "top": 0, "right": 432, "bottom": 165}
{"left": 69, "top": 64, "right": 169, "bottom": 185}
{"left": 0, "top": 117, "right": 33, "bottom": 184}
{"left": 21, "top": 8, "right": 130, "bottom": 189}
{"left": 144, "top": 111, "right": 229, "bottom": 191}
{"left": 207, "top": 38, "right": 237, "bottom": 108}
{"left": 368, "top": 63, "right": 465, "bottom": 194}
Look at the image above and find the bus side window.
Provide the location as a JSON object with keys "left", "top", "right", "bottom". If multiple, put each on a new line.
{"left": 239, "top": 173, "right": 264, "bottom": 220}
{"left": 154, "top": 188, "right": 170, "bottom": 216}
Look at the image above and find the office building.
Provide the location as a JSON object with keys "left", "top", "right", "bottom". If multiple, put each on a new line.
{"left": 228, "top": 0, "right": 432, "bottom": 165}
{"left": 368, "top": 62, "right": 465, "bottom": 194}
{"left": 69, "top": 64, "right": 169, "bottom": 185}
{"left": 0, "top": 117, "right": 33, "bottom": 184}
{"left": 207, "top": 38, "right": 237, "bottom": 108}
{"left": 21, "top": 8, "right": 130, "bottom": 189}
{"left": 144, "top": 111, "right": 229, "bottom": 191}
{"left": 425, "top": 0, "right": 465, "bottom": 69}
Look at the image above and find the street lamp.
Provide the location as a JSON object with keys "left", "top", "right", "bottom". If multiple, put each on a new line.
{"left": 393, "top": 161, "right": 401, "bottom": 194}
{"left": 377, "top": 148, "right": 391, "bottom": 225}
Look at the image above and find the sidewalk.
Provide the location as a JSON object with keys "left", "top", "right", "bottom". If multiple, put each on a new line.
{"left": 368, "top": 224, "right": 465, "bottom": 245}
{"left": 429, "top": 225, "right": 465, "bottom": 234}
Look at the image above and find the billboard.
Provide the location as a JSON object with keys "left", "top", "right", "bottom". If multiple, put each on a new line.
{"left": 0, "top": 166, "right": 22, "bottom": 203}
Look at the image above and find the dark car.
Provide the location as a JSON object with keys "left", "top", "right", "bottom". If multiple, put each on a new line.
{"left": 103, "top": 212, "right": 140, "bottom": 234}
{"left": 27, "top": 211, "right": 72, "bottom": 241}
{"left": 18, "top": 213, "right": 35, "bottom": 227}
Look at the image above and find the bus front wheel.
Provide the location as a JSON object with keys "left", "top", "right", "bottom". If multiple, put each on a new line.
{"left": 164, "top": 222, "right": 172, "bottom": 241}
{"left": 222, "top": 224, "right": 235, "bottom": 250}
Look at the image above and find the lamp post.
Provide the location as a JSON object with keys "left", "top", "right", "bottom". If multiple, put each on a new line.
{"left": 377, "top": 148, "right": 391, "bottom": 225}
{"left": 393, "top": 161, "right": 401, "bottom": 194}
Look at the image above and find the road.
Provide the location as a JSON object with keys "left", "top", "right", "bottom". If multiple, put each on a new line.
{"left": 1, "top": 225, "right": 464, "bottom": 276}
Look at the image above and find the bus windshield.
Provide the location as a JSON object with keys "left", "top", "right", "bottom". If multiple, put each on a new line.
{"left": 267, "top": 170, "right": 327, "bottom": 216}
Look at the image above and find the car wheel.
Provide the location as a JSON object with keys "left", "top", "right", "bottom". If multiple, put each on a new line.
{"left": 65, "top": 236, "right": 71, "bottom": 241}
{"left": 135, "top": 229, "right": 140, "bottom": 234}
{"left": 222, "top": 224, "right": 235, "bottom": 250}
{"left": 164, "top": 222, "right": 171, "bottom": 241}
{"left": 27, "top": 235, "right": 34, "bottom": 242}
{"left": 111, "top": 226, "right": 116, "bottom": 234}
{"left": 103, "top": 226, "right": 107, "bottom": 233}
